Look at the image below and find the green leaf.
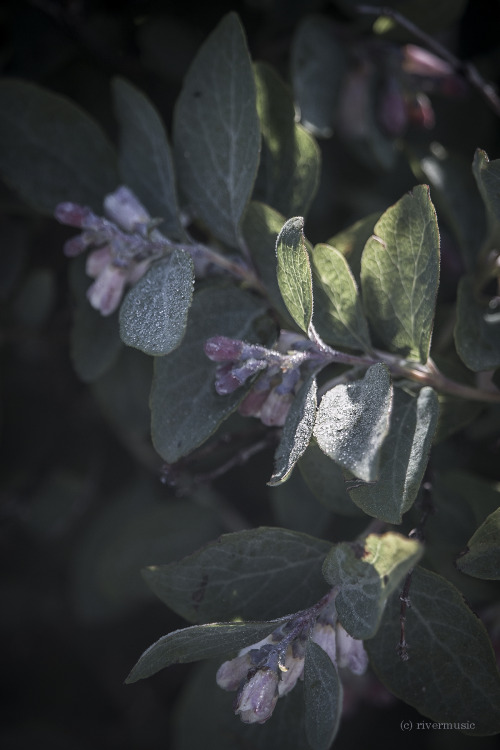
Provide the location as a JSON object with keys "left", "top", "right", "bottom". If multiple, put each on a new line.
{"left": 276, "top": 216, "right": 313, "bottom": 333}
{"left": 323, "top": 532, "right": 423, "bottom": 639}
{"left": 314, "top": 364, "right": 392, "bottom": 482}
{"left": 126, "top": 620, "right": 282, "bottom": 683}
{"left": 69, "top": 256, "right": 122, "bottom": 382}
{"left": 112, "top": 77, "right": 183, "bottom": 237}
{"left": 304, "top": 639, "right": 342, "bottom": 750}
{"left": 473, "top": 148, "right": 500, "bottom": 225}
{"left": 268, "top": 376, "right": 317, "bottom": 486}
{"left": 328, "top": 212, "right": 381, "bottom": 284}
{"left": 119, "top": 251, "right": 194, "bottom": 356}
{"left": 0, "top": 79, "right": 118, "bottom": 214}
{"left": 142, "top": 527, "right": 331, "bottom": 623}
{"left": 253, "top": 62, "right": 320, "bottom": 218}
{"left": 456, "top": 508, "right": 500, "bottom": 580}
{"left": 173, "top": 13, "right": 260, "bottom": 248}
{"left": 349, "top": 387, "right": 439, "bottom": 523}
{"left": 298, "top": 443, "right": 363, "bottom": 517}
{"left": 360, "top": 185, "right": 440, "bottom": 363}
{"left": 310, "top": 243, "right": 371, "bottom": 350}
{"left": 150, "top": 285, "right": 270, "bottom": 463}
{"left": 242, "top": 201, "right": 294, "bottom": 327}
{"left": 291, "top": 15, "right": 347, "bottom": 138}
{"left": 454, "top": 275, "right": 500, "bottom": 371}
{"left": 366, "top": 567, "right": 500, "bottom": 735}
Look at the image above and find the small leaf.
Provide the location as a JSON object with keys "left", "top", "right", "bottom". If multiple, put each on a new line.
{"left": 360, "top": 185, "right": 440, "bottom": 363}
{"left": 119, "top": 251, "right": 194, "bottom": 356}
{"left": 142, "top": 527, "right": 331, "bottom": 623}
{"left": 126, "top": 620, "right": 282, "bottom": 683}
{"left": 150, "top": 285, "right": 270, "bottom": 463}
{"left": 268, "top": 376, "right": 317, "bottom": 486}
{"left": 253, "top": 62, "right": 320, "bottom": 218}
{"left": 473, "top": 148, "right": 500, "bottom": 225}
{"left": 112, "top": 77, "right": 183, "bottom": 237}
{"left": 304, "top": 639, "right": 342, "bottom": 750}
{"left": 322, "top": 532, "right": 423, "bottom": 639}
{"left": 298, "top": 443, "right": 363, "bottom": 517}
{"left": 328, "top": 212, "right": 381, "bottom": 284}
{"left": 313, "top": 363, "right": 392, "bottom": 482}
{"left": 366, "top": 567, "right": 500, "bottom": 735}
{"left": 454, "top": 275, "right": 500, "bottom": 371}
{"left": 456, "top": 507, "right": 500, "bottom": 580}
{"left": 310, "top": 243, "right": 371, "bottom": 350}
{"left": 0, "top": 79, "right": 118, "bottom": 214}
{"left": 349, "top": 387, "right": 439, "bottom": 523}
{"left": 173, "top": 13, "right": 260, "bottom": 248}
{"left": 276, "top": 216, "right": 313, "bottom": 333}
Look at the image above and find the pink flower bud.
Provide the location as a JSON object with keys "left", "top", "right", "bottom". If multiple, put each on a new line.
{"left": 259, "top": 389, "right": 293, "bottom": 426}
{"left": 238, "top": 386, "right": 271, "bottom": 417}
{"left": 86, "top": 246, "right": 113, "bottom": 278}
{"left": 54, "top": 202, "right": 93, "bottom": 228}
{"left": 104, "top": 186, "right": 150, "bottom": 232}
{"left": 86, "top": 264, "right": 127, "bottom": 316}
{"left": 204, "top": 336, "right": 244, "bottom": 362}
{"left": 311, "top": 622, "right": 337, "bottom": 667}
{"left": 235, "top": 669, "right": 279, "bottom": 724}
{"left": 336, "top": 624, "right": 368, "bottom": 675}
{"left": 402, "top": 44, "right": 454, "bottom": 78}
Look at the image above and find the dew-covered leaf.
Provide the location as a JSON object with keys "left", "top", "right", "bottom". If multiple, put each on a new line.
{"left": 276, "top": 216, "right": 313, "bottom": 333}
{"left": 253, "top": 62, "right": 320, "bottom": 218}
{"left": 456, "top": 507, "right": 500, "bottom": 580}
{"left": 304, "top": 639, "right": 342, "bottom": 750}
{"left": 142, "top": 527, "right": 331, "bottom": 623}
{"left": 322, "top": 532, "right": 423, "bottom": 639}
{"left": 150, "top": 285, "right": 270, "bottom": 463}
{"left": 349, "top": 387, "right": 439, "bottom": 523}
{"left": 360, "top": 185, "right": 440, "bottom": 363}
{"left": 366, "top": 567, "right": 500, "bottom": 735}
{"left": 0, "top": 79, "right": 118, "bottom": 214}
{"left": 310, "top": 243, "right": 371, "bottom": 350}
{"left": 119, "top": 251, "right": 194, "bottom": 356}
{"left": 454, "top": 275, "right": 500, "bottom": 371}
{"left": 268, "top": 376, "right": 317, "bottom": 486}
{"left": 112, "top": 77, "right": 183, "bottom": 237}
{"left": 126, "top": 620, "right": 282, "bottom": 683}
{"left": 173, "top": 13, "right": 260, "bottom": 247}
{"left": 314, "top": 364, "right": 392, "bottom": 482}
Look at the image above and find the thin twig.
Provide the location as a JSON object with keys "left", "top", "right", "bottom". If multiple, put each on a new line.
{"left": 356, "top": 4, "right": 500, "bottom": 118}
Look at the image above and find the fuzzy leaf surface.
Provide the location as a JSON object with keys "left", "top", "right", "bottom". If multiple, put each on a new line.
{"left": 349, "top": 387, "right": 439, "bottom": 523}
{"left": 313, "top": 364, "right": 392, "bottom": 482}
{"left": 0, "top": 79, "right": 118, "bottom": 213}
{"left": 112, "top": 77, "right": 182, "bottom": 237}
{"left": 119, "top": 251, "right": 194, "bottom": 355}
{"left": 456, "top": 507, "right": 500, "bottom": 580}
{"left": 269, "top": 376, "right": 317, "bottom": 486}
{"left": 304, "top": 639, "right": 342, "bottom": 750}
{"left": 173, "top": 13, "right": 260, "bottom": 247}
{"left": 360, "top": 185, "right": 440, "bottom": 363}
{"left": 323, "top": 532, "right": 423, "bottom": 639}
{"left": 142, "top": 527, "right": 331, "bottom": 623}
{"left": 276, "top": 216, "right": 313, "bottom": 333}
{"left": 151, "top": 285, "right": 269, "bottom": 462}
{"left": 366, "top": 567, "right": 500, "bottom": 735}
{"left": 311, "top": 243, "right": 371, "bottom": 350}
{"left": 126, "top": 620, "right": 281, "bottom": 683}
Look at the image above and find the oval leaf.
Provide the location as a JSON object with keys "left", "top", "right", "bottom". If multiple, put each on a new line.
{"left": 142, "top": 527, "right": 331, "bottom": 623}
{"left": 276, "top": 216, "right": 313, "bottom": 333}
{"left": 304, "top": 639, "right": 342, "bottom": 750}
{"left": 119, "top": 251, "right": 194, "bottom": 356}
{"left": 360, "top": 185, "right": 440, "bottom": 363}
{"left": 112, "top": 77, "right": 183, "bottom": 237}
{"left": 349, "top": 387, "right": 439, "bottom": 523}
{"left": 313, "top": 363, "right": 392, "bottom": 482}
{"left": 322, "top": 532, "right": 423, "bottom": 639}
{"left": 455, "top": 275, "right": 500, "bottom": 371}
{"left": 366, "top": 567, "right": 500, "bottom": 735}
{"left": 0, "top": 79, "right": 118, "bottom": 214}
{"left": 456, "top": 507, "right": 500, "bottom": 580}
{"left": 173, "top": 13, "right": 260, "bottom": 248}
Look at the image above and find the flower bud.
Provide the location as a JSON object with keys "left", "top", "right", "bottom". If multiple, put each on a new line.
{"left": 216, "top": 653, "right": 252, "bottom": 691}
{"left": 205, "top": 336, "right": 244, "bottom": 362}
{"left": 259, "top": 388, "right": 294, "bottom": 426}
{"left": 54, "top": 202, "right": 93, "bottom": 228}
{"left": 311, "top": 622, "right": 337, "bottom": 667}
{"left": 402, "top": 44, "right": 454, "bottom": 78}
{"left": 234, "top": 668, "right": 279, "bottom": 724}
{"left": 104, "top": 186, "right": 150, "bottom": 232}
{"left": 86, "top": 246, "right": 113, "bottom": 278}
{"left": 336, "top": 624, "right": 368, "bottom": 675}
{"left": 277, "top": 645, "right": 305, "bottom": 697}
{"left": 87, "top": 264, "right": 127, "bottom": 316}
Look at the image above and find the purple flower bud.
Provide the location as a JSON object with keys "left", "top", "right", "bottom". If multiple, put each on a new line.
{"left": 259, "top": 389, "right": 294, "bottom": 427}
{"left": 63, "top": 233, "right": 93, "bottom": 257}
{"left": 277, "top": 645, "right": 305, "bottom": 697}
{"left": 275, "top": 367, "right": 300, "bottom": 395}
{"left": 86, "top": 246, "right": 113, "bottom": 278}
{"left": 86, "top": 264, "right": 127, "bottom": 316}
{"left": 231, "top": 359, "right": 267, "bottom": 384}
{"left": 311, "top": 622, "right": 337, "bottom": 667}
{"left": 205, "top": 336, "right": 244, "bottom": 362}
{"left": 54, "top": 202, "right": 93, "bottom": 228}
{"left": 104, "top": 186, "right": 151, "bottom": 232}
{"left": 234, "top": 669, "right": 279, "bottom": 724}
{"left": 214, "top": 363, "right": 243, "bottom": 395}
{"left": 238, "top": 386, "right": 271, "bottom": 417}
{"left": 216, "top": 653, "right": 252, "bottom": 691}
{"left": 336, "top": 624, "right": 368, "bottom": 675}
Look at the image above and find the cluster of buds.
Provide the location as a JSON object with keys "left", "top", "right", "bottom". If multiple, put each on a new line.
{"left": 55, "top": 186, "right": 169, "bottom": 315}
{"left": 204, "top": 332, "right": 316, "bottom": 427}
{"left": 216, "top": 593, "right": 368, "bottom": 724}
